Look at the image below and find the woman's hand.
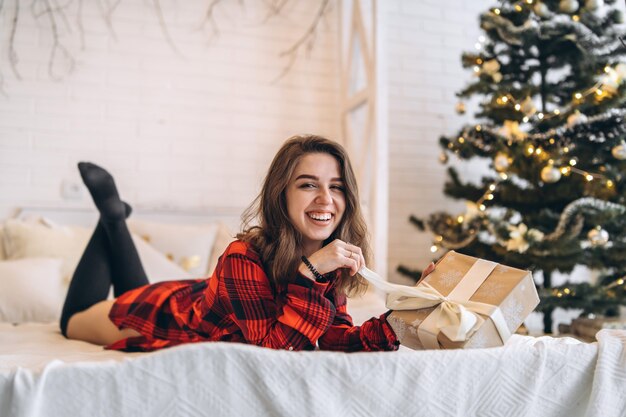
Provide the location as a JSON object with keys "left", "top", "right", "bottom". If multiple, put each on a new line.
{"left": 299, "top": 239, "right": 366, "bottom": 280}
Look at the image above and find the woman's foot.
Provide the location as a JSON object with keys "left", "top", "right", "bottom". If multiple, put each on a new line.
{"left": 78, "top": 162, "right": 127, "bottom": 221}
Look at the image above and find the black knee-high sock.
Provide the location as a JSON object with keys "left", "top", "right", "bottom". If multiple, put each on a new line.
{"left": 102, "top": 217, "right": 149, "bottom": 297}
{"left": 60, "top": 220, "right": 113, "bottom": 336}
{"left": 77, "top": 162, "right": 148, "bottom": 296}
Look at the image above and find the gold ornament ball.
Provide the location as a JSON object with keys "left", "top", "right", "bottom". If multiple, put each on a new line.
{"left": 585, "top": 0, "right": 603, "bottom": 11}
{"left": 455, "top": 101, "right": 466, "bottom": 115}
{"left": 541, "top": 165, "right": 562, "bottom": 183}
{"left": 567, "top": 111, "right": 588, "bottom": 127}
{"left": 559, "top": 0, "right": 579, "bottom": 13}
{"left": 588, "top": 227, "right": 609, "bottom": 246}
{"left": 439, "top": 151, "right": 449, "bottom": 164}
{"left": 494, "top": 153, "right": 510, "bottom": 172}
{"left": 533, "top": 2, "right": 551, "bottom": 17}
{"left": 611, "top": 142, "right": 626, "bottom": 160}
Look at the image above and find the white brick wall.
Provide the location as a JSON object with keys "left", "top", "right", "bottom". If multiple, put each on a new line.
{"left": 385, "top": 0, "right": 493, "bottom": 284}
{"left": 0, "top": 1, "right": 340, "bottom": 221}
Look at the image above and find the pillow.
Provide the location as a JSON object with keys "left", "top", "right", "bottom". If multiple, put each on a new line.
{"left": 0, "top": 224, "right": 5, "bottom": 260}
{"left": 3, "top": 219, "right": 92, "bottom": 282}
{"left": 128, "top": 219, "right": 219, "bottom": 277}
{"left": 0, "top": 258, "right": 65, "bottom": 323}
{"left": 207, "top": 222, "right": 236, "bottom": 276}
{"left": 3, "top": 218, "right": 191, "bottom": 285}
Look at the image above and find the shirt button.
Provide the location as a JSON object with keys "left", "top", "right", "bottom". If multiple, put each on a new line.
{"left": 288, "top": 346, "right": 294, "bottom": 351}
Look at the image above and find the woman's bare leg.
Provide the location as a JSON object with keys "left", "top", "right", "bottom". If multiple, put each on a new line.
{"left": 66, "top": 300, "right": 141, "bottom": 346}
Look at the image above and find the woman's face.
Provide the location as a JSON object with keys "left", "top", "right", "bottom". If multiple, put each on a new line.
{"left": 286, "top": 152, "right": 346, "bottom": 256}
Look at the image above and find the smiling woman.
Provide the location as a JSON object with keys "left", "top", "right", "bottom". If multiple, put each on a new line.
{"left": 61, "top": 134, "right": 403, "bottom": 353}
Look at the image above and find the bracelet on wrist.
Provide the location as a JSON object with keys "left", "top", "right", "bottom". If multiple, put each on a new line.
{"left": 301, "top": 256, "right": 328, "bottom": 283}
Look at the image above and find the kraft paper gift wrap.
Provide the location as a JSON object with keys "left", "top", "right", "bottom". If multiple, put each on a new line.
{"left": 360, "top": 251, "right": 539, "bottom": 350}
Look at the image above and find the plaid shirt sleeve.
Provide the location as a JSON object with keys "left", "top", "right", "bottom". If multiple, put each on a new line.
{"left": 219, "top": 250, "right": 337, "bottom": 350}
{"left": 317, "top": 292, "right": 399, "bottom": 352}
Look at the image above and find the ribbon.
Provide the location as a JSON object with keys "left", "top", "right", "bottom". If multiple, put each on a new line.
{"left": 358, "top": 258, "right": 511, "bottom": 349}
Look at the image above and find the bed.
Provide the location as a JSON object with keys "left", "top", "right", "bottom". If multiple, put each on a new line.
{"left": 1, "top": 208, "right": 625, "bottom": 417}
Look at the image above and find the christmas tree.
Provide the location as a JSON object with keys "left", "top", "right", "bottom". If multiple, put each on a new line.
{"left": 403, "top": 0, "right": 626, "bottom": 333}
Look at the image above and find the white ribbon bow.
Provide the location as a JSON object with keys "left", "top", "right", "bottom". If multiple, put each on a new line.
{"left": 359, "top": 261, "right": 511, "bottom": 349}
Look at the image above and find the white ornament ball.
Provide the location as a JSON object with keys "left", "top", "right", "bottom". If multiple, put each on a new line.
{"left": 588, "top": 227, "right": 609, "bottom": 246}
{"left": 494, "top": 153, "right": 510, "bottom": 172}
{"left": 533, "top": 2, "right": 552, "bottom": 17}
{"left": 567, "top": 111, "right": 588, "bottom": 127}
{"left": 611, "top": 141, "right": 626, "bottom": 160}
{"left": 559, "top": 0, "right": 579, "bottom": 13}
{"left": 585, "top": 0, "right": 603, "bottom": 11}
{"left": 615, "top": 63, "right": 626, "bottom": 79}
{"left": 541, "top": 165, "right": 562, "bottom": 183}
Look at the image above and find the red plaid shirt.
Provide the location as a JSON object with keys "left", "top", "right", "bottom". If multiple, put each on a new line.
{"left": 107, "top": 240, "right": 399, "bottom": 352}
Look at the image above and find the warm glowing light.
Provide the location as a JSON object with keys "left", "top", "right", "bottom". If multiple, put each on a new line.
{"left": 569, "top": 159, "right": 577, "bottom": 166}
{"left": 494, "top": 8, "right": 501, "bottom": 15}
{"left": 473, "top": 66, "right": 480, "bottom": 73}
{"left": 476, "top": 125, "right": 482, "bottom": 131}
{"left": 475, "top": 43, "right": 482, "bottom": 50}
{"left": 563, "top": 288, "right": 571, "bottom": 295}
{"left": 596, "top": 89, "right": 604, "bottom": 96}
{"left": 487, "top": 194, "right": 494, "bottom": 200}
{"left": 605, "top": 66, "right": 611, "bottom": 73}
{"left": 572, "top": 15, "right": 580, "bottom": 21}
{"left": 574, "top": 92, "right": 583, "bottom": 100}
{"left": 500, "top": 173, "right": 508, "bottom": 180}
{"left": 522, "top": 116, "right": 529, "bottom": 123}
{"left": 535, "top": 147, "right": 543, "bottom": 155}
{"left": 478, "top": 36, "right": 486, "bottom": 43}
{"left": 525, "top": 0, "right": 534, "bottom": 4}
{"left": 617, "top": 278, "right": 625, "bottom": 285}
{"left": 586, "top": 174, "right": 594, "bottom": 181}
{"left": 515, "top": 4, "right": 523, "bottom": 11}
{"left": 479, "top": 204, "right": 486, "bottom": 211}
{"left": 554, "top": 109, "right": 561, "bottom": 115}
{"left": 430, "top": 245, "right": 438, "bottom": 253}
{"left": 557, "top": 292, "right": 563, "bottom": 298}
{"left": 563, "top": 147, "right": 570, "bottom": 153}
{"left": 537, "top": 112, "right": 544, "bottom": 120}
{"left": 501, "top": 96, "right": 509, "bottom": 103}
{"left": 458, "top": 137, "right": 465, "bottom": 143}
{"left": 560, "top": 167, "right": 570, "bottom": 174}
{"left": 549, "top": 138, "right": 555, "bottom": 144}
{"left": 489, "top": 184, "right": 496, "bottom": 191}
{"left": 457, "top": 215, "right": 464, "bottom": 223}
{"left": 514, "top": 104, "right": 521, "bottom": 111}
{"left": 436, "top": 235, "right": 443, "bottom": 242}
{"left": 527, "top": 145, "right": 535, "bottom": 154}
{"left": 607, "top": 180, "right": 614, "bottom": 188}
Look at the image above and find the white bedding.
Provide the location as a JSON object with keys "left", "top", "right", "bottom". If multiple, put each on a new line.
{"left": 1, "top": 320, "right": 625, "bottom": 417}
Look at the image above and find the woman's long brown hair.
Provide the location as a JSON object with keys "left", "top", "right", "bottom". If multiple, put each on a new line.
{"left": 238, "top": 135, "right": 370, "bottom": 296}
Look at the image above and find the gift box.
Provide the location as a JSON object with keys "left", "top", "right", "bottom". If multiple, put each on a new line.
{"left": 570, "top": 317, "right": 626, "bottom": 342}
{"left": 386, "top": 251, "right": 539, "bottom": 350}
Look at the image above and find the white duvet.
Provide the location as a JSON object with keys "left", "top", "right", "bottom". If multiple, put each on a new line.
{"left": 1, "top": 320, "right": 625, "bottom": 417}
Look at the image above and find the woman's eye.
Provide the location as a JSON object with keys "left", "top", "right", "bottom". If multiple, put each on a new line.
{"left": 331, "top": 185, "right": 345, "bottom": 192}
{"left": 299, "top": 183, "right": 316, "bottom": 189}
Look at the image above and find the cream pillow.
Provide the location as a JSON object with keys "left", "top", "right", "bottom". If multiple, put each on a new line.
{"left": 3, "top": 219, "right": 91, "bottom": 282}
{"left": 207, "top": 222, "right": 236, "bottom": 276}
{"left": 0, "top": 258, "right": 65, "bottom": 323}
{"left": 3, "top": 218, "right": 191, "bottom": 284}
{"left": 0, "top": 224, "right": 5, "bottom": 260}
{"left": 128, "top": 219, "right": 219, "bottom": 277}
